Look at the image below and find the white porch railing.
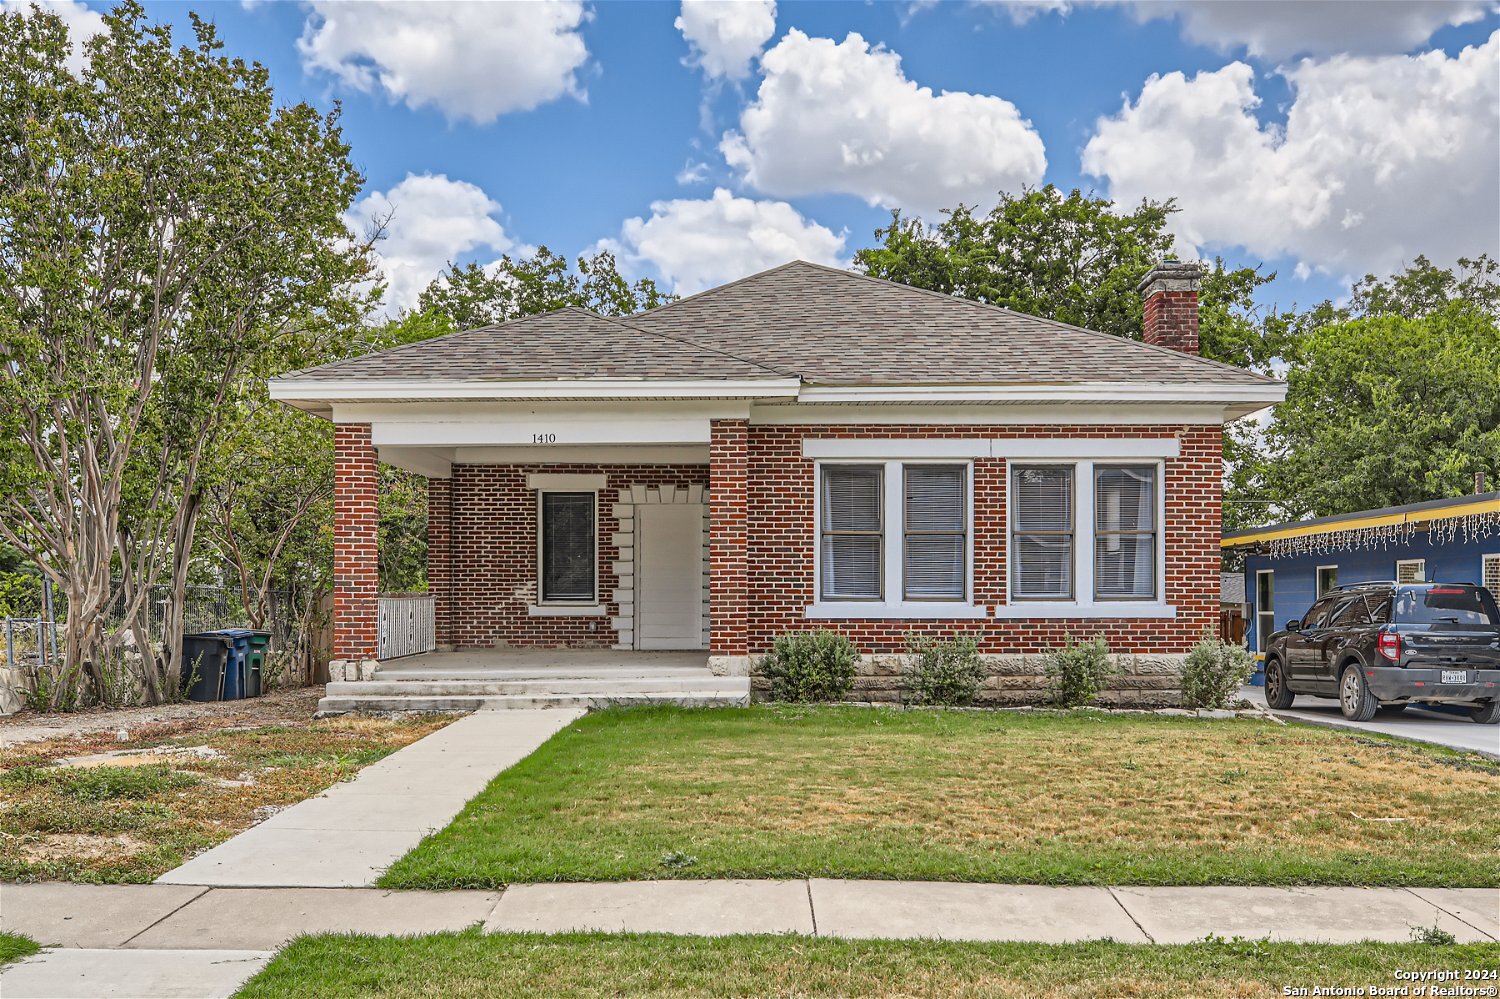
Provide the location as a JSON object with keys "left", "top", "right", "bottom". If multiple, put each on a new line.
{"left": 377, "top": 594, "right": 435, "bottom": 660}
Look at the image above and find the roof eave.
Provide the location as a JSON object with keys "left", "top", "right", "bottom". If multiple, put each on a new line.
{"left": 267, "top": 377, "right": 804, "bottom": 405}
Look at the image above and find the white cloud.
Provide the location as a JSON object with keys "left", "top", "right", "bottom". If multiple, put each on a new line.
{"left": 1135, "top": 1, "right": 1490, "bottom": 60}
{"left": 599, "top": 187, "right": 846, "bottom": 295}
{"left": 676, "top": 159, "right": 712, "bottom": 185}
{"left": 720, "top": 30, "right": 1045, "bottom": 218}
{"left": 346, "top": 174, "right": 520, "bottom": 315}
{"left": 1082, "top": 33, "right": 1500, "bottom": 279}
{"left": 298, "top": 1, "right": 588, "bottom": 124}
{"left": 3, "top": 0, "right": 105, "bottom": 74}
{"left": 675, "top": 0, "right": 776, "bottom": 81}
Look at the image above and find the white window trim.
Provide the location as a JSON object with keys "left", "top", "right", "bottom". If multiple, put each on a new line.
{"left": 1316, "top": 564, "right": 1339, "bottom": 597}
{"left": 535, "top": 488, "right": 599, "bottom": 607}
{"left": 808, "top": 458, "right": 979, "bottom": 619}
{"left": 997, "top": 458, "right": 1172, "bottom": 619}
{"left": 1253, "top": 568, "right": 1275, "bottom": 660}
{"left": 1396, "top": 558, "right": 1427, "bottom": 584}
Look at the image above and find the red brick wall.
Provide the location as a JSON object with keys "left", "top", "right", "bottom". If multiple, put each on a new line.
{"left": 447, "top": 463, "right": 708, "bottom": 649}
{"left": 333, "top": 424, "right": 378, "bottom": 660}
{"left": 742, "top": 424, "right": 1222, "bottom": 655}
{"left": 709, "top": 419, "right": 749, "bottom": 656}
{"left": 427, "top": 477, "right": 452, "bottom": 647}
{"left": 1142, "top": 290, "right": 1200, "bottom": 354}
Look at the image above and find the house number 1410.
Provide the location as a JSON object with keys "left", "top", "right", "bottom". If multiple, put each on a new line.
{"left": 531, "top": 433, "right": 556, "bottom": 444}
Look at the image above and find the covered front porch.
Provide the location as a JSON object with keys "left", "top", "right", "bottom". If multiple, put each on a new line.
{"left": 323, "top": 401, "right": 757, "bottom": 679}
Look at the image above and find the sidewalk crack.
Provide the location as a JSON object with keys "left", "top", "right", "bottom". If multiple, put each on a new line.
{"left": 1401, "top": 886, "right": 1496, "bottom": 942}
{"left": 805, "top": 879, "right": 818, "bottom": 937}
{"left": 118, "top": 885, "right": 212, "bottom": 947}
{"left": 1107, "top": 887, "right": 1154, "bottom": 944}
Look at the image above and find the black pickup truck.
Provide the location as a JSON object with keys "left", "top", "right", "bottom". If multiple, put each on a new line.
{"left": 1262, "top": 581, "right": 1500, "bottom": 723}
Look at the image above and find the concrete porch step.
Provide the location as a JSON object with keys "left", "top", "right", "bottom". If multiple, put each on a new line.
{"left": 316, "top": 689, "right": 750, "bottom": 714}
{"left": 373, "top": 666, "right": 718, "bottom": 682}
{"left": 328, "top": 677, "right": 749, "bottom": 698}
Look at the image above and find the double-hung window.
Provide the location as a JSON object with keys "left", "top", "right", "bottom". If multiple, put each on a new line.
{"left": 820, "top": 466, "right": 884, "bottom": 600}
{"left": 1093, "top": 465, "right": 1157, "bottom": 600}
{"left": 818, "top": 463, "right": 970, "bottom": 605}
{"left": 1011, "top": 465, "right": 1074, "bottom": 599}
{"left": 538, "top": 492, "right": 596, "bottom": 603}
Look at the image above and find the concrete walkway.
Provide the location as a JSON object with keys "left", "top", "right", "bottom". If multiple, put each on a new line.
{"left": 155, "top": 709, "right": 583, "bottom": 888}
{"left": 1241, "top": 685, "right": 1500, "bottom": 758}
{"left": 4, "top": 881, "right": 1494, "bottom": 997}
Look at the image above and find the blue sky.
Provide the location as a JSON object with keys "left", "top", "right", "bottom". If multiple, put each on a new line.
{"left": 27, "top": 0, "right": 1500, "bottom": 316}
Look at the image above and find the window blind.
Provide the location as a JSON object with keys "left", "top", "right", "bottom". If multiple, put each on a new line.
{"left": 541, "top": 492, "right": 595, "bottom": 602}
{"left": 1094, "top": 465, "right": 1156, "bottom": 599}
{"left": 821, "top": 466, "right": 882, "bottom": 599}
{"left": 1012, "top": 466, "right": 1073, "bottom": 598}
{"left": 903, "top": 465, "right": 965, "bottom": 599}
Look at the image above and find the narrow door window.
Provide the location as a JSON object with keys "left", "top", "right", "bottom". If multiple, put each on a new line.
{"left": 1255, "top": 570, "right": 1275, "bottom": 653}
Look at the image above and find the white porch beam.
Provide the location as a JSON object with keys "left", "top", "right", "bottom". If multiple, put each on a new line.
{"left": 376, "top": 446, "right": 453, "bottom": 478}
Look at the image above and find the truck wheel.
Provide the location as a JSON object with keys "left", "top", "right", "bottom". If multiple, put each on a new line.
{"left": 1264, "top": 657, "right": 1294, "bottom": 709}
{"left": 1339, "top": 665, "right": 1378, "bottom": 722}
{"left": 1467, "top": 700, "right": 1500, "bottom": 725}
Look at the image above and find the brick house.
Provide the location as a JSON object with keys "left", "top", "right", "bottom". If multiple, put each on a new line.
{"left": 271, "top": 260, "right": 1285, "bottom": 704}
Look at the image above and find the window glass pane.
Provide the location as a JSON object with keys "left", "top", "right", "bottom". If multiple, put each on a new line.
{"left": 1014, "top": 535, "right": 1073, "bottom": 597}
{"left": 904, "top": 465, "right": 964, "bottom": 531}
{"left": 1013, "top": 466, "right": 1072, "bottom": 531}
{"left": 822, "top": 535, "right": 881, "bottom": 598}
{"left": 1095, "top": 466, "right": 1155, "bottom": 531}
{"left": 1094, "top": 533, "right": 1154, "bottom": 598}
{"left": 904, "top": 535, "right": 964, "bottom": 599}
{"left": 541, "top": 493, "right": 594, "bottom": 601}
{"left": 822, "top": 467, "right": 882, "bottom": 531}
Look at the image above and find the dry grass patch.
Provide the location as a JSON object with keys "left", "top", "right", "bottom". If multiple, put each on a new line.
{"left": 0, "top": 710, "right": 452, "bottom": 883}
{"left": 382, "top": 705, "right": 1500, "bottom": 887}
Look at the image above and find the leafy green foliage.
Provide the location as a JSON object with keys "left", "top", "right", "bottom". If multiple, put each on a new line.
{"left": 417, "top": 247, "right": 671, "bottom": 329}
{"left": 902, "top": 633, "right": 986, "bottom": 706}
{"left": 759, "top": 632, "right": 859, "bottom": 702}
{"left": 852, "top": 185, "right": 1279, "bottom": 369}
{"left": 1180, "top": 633, "right": 1256, "bottom": 709}
{"left": 1044, "top": 636, "right": 1116, "bottom": 708}
{"left": 3, "top": 764, "right": 201, "bottom": 802}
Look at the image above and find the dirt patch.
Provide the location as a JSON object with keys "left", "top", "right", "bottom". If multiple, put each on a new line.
{"left": 0, "top": 687, "right": 325, "bottom": 747}
{"left": 14, "top": 831, "right": 150, "bottom": 863}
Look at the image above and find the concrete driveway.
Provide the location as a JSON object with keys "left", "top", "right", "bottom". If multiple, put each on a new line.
{"left": 1241, "top": 686, "right": 1500, "bottom": 758}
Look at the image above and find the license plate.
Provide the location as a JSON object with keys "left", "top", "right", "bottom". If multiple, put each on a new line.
{"left": 1441, "top": 670, "right": 1469, "bottom": 684}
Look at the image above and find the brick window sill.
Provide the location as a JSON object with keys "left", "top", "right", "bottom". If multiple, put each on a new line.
{"left": 804, "top": 602, "right": 990, "bottom": 620}
{"left": 527, "top": 604, "right": 607, "bottom": 617}
{"left": 991, "top": 602, "right": 1177, "bottom": 619}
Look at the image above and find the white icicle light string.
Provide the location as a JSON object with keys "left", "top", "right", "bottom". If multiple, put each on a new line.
{"left": 1266, "top": 509, "right": 1498, "bottom": 559}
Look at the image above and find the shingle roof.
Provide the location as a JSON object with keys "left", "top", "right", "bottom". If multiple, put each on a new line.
{"left": 285, "top": 307, "right": 786, "bottom": 381}
{"left": 283, "top": 261, "right": 1279, "bottom": 388}
{"left": 627, "top": 261, "right": 1277, "bottom": 387}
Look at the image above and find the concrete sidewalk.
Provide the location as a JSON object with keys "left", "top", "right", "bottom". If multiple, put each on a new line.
{"left": 155, "top": 708, "right": 584, "bottom": 888}
{"left": 5, "top": 881, "right": 1494, "bottom": 998}
{"left": 5, "top": 882, "right": 1496, "bottom": 950}
{"left": 1241, "top": 685, "right": 1500, "bottom": 758}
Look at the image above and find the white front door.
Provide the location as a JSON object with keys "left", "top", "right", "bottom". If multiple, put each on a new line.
{"left": 635, "top": 503, "right": 706, "bottom": 650}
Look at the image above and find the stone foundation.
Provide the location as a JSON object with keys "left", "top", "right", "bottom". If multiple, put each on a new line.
{"left": 750, "top": 652, "right": 1188, "bottom": 708}
{"left": 328, "top": 658, "right": 379, "bottom": 682}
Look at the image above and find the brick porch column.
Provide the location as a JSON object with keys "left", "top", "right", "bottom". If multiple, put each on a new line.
{"left": 332, "top": 423, "right": 379, "bottom": 669}
{"left": 427, "top": 475, "right": 453, "bottom": 650}
{"left": 708, "top": 418, "right": 749, "bottom": 674}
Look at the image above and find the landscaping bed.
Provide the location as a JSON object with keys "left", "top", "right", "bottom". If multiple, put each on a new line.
{"left": 235, "top": 931, "right": 1499, "bottom": 999}
{"left": 0, "top": 707, "right": 452, "bottom": 883}
{"left": 380, "top": 705, "right": 1500, "bottom": 888}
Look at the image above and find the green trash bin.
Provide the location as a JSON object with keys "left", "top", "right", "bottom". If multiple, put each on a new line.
{"left": 244, "top": 631, "right": 271, "bottom": 697}
{"left": 217, "top": 629, "right": 272, "bottom": 698}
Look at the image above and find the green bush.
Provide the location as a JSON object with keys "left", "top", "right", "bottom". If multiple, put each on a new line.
{"left": 1, "top": 764, "right": 200, "bottom": 802}
{"left": 1181, "top": 633, "right": 1256, "bottom": 709}
{"left": 759, "top": 631, "right": 859, "bottom": 702}
{"left": 902, "top": 633, "right": 986, "bottom": 706}
{"left": 1044, "top": 635, "right": 1116, "bottom": 707}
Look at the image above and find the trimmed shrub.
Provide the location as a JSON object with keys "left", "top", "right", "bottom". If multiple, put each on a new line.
{"left": 759, "top": 631, "right": 859, "bottom": 702}
{"left": 1181, "top": 633, "right": 1256, "bottom": 709}
{"left": 902, "top": 633, "right": 986, "bottom": 706}
{"left": 1044, "top": 635, "right": 1116, "bottom": 707}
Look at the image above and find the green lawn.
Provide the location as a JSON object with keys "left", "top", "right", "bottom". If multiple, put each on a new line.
{"left": 235, "top": 931, "right": 1500, "bottom": 999}
{"left": 380, "top": 705, "right": 1500, "bottom": 888}
{"left": 0, "top": 931, "right": 40, "bottom": 967}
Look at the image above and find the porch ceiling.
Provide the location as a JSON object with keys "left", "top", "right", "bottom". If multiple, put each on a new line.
{"left": 378, "top": 443, "right": 710, "bottom": 476}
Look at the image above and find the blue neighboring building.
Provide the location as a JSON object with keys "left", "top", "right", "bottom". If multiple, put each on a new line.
{"left": 1223, "top": 491, "right": 1500, "bottom": 668}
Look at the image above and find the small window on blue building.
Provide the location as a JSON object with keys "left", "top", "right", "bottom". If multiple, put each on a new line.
{"left": 1316, "top": 566, "right": 1338, "bottom": 597}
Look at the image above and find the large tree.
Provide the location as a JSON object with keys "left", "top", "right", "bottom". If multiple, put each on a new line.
{"left": 0, "top": 4, "right": 370, "bottom": 705}
{"left": 853, "top": 185, "right": 1281, "bottom": 370}
{"left": 1232, "top": 257, "right": 1499, "bottom": 522}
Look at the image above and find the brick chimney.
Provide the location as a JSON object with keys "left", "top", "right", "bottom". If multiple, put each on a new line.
{"left": 1138, "top": 259, "right": 1204, "bottom": 354}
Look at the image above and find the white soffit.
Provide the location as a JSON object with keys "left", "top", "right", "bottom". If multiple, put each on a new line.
{"left": 803, "top": 437, "right": 1181, "bottom": 460}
